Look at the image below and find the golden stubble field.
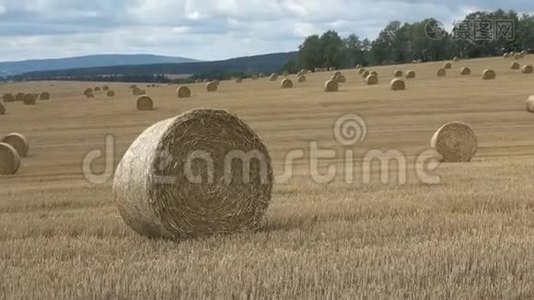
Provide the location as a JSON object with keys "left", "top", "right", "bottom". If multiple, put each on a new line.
{"left": 1, "top": 56, "right": 534, "bottom": 299}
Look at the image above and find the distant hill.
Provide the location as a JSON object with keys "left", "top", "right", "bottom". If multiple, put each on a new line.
{"left": 14, "top": 52, "right": 299, "bottom": 81}
{"left": 0, "top": 54, "right": 200, "bottom": 76}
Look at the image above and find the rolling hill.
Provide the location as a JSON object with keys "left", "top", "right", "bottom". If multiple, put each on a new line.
{"left": 0, "top": 54, "right": 200, "bottom": 76}
{"left": 13, "top": 52, "right": 299, "bottom": 81}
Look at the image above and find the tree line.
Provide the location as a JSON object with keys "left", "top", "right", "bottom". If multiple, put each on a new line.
{"left": 285, "top": 9, "right": 534, "bottom": 72}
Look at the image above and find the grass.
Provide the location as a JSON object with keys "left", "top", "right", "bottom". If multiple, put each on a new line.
{"left": 1, "top": 56, "right": 534, "bottom": 298}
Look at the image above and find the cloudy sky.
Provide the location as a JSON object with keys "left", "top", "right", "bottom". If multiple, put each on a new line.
{"left": 0, "top": 0, "right": 532, "bottom": 62}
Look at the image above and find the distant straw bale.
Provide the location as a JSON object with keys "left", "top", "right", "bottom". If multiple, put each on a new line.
{"left": 431, "top": 122, "right": 477, "bottom": 162}
{"left": 0, "top": 142, "right": 20, "bottom": 175}
{"left": 1, "top": 133, "right": 29, "bottom": 157}
{"left": 177, "top": 86, "right": 192, "bottom": 98}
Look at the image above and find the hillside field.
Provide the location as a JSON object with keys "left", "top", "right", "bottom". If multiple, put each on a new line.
{"left": 1, "top": 56, "right": 534, "bottom": 298}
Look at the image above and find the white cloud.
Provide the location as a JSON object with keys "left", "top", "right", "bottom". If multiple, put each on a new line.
{"left": 0, "top": 0, "right": 532, "bottom": 61}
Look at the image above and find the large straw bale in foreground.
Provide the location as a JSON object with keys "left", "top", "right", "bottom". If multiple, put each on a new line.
{"left": 431, "top": 122, "right": 477, "bottom": 162}
{"left": 0, "top": 143, "right": 20, "bottom": 175}
{"left": 113, "top": 109, "right": 273, "bottom": 240}
{"left": 1, "top": 133, "right": 29, "bottom": 157}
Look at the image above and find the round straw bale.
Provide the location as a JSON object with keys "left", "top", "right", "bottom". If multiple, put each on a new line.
{"left": 129, "top": 84, "right": 137, "bottom": 89}
{"left": 86, "top": 92, "right": 95, "bottom": 98}
{"left": 3, "top": 93, "right": 15, "bottom": 103}
{"left": 514, "top": 53, "right": 523, "bottom": 59}
{"left": 39, "top": 92, "right": 50, "bottom": 100}
{"left": 94, "top": 87, "right": 101, "bottom": 92}
{"left": 333, "top": 74, "right": 346, "bottom": 83}
{"left": 511, "top": 62, "right": 521, "bottom": 70}
{"left": 206, "top": 82, "right": 218, "bottom": 92}
{"left": 133, "top": 87, "right": 146, "bottom": 96}
{"left": 0, "top": 102, "right": 4, "bottom": 115}
{"left": 15, "top": 93, "right": 25, "bottom": 102}
{"left": 461, "top": 67, "right": 471, "bottom": 75}
{"left": 1, "top": 133, "right": 29, "bottom": 157}
{"left": 405, "top": 70, "right": 416, "bottom": 79}
{"left": 390, "top": 79, "right": 405, "bottom": 91}
{"left": 444, "top": 62, "right": 452, "bottom": 69}
{"left": 437, "top": 68, "right": 446, "bottom": 77}
{"left": 137, "top": 96, "right": 154, "bottom": 111}
{"left": 333, "top": 71, "right": 342, "bottom": 77}
{"left": 281, "top": 78, "right": 293, "bottom": 89}
{"left": 234, "top": 77, "right": 243, "bottom": 83}
{"left": 84, "top": 88, "right": 93, "bottom": 95}
{"left": 412, "top": 59, "right": 418, "bottom": 64}
{"left": 503, "top": 52, "right": 510, "bottom": 58}
{"left": 298, "top": 75, "right": 306, "bottom": 83}
{"left": 453, "top": 56, "right": 460, "bottom": 62}
{"left": 0, "top": 143, "right": 20, "bottom": 175}
{"left": 370, "top": 71, "right": 378, "bottom": 76}
{"left": 394, "top": 70, "right": 403, "bottom": 77}
{"left": 177, "top": 86, "right": 192, "bottom": 98}
{"left": 103, "top": 86, "right": 110, "bottom": 91}
{"left": 366, "top": 74, "right": 378, "bottom": 85}
{"left": 23, "top": 94, "right": 36, "bottom": 105}
{"left": 522, "top": 65, "right": 533, "bottom": 74}
{"left": 358, "top": 68, "right": 365, "bottom": 74}
{"left": 482, "top": 69, "right": 496, "bottom": 80}
{"left": 521, "top": 50, "right": 528, "bottom": 56}
{"left": 362, "top": 70, "right": 370, "bottom": 78}
{"left": 324, "top": 79, "right": 339, "bottom": 92}
{"left": 355, "top": 64, "right": 362, "bottom": 69}
{"left": 269, "top": 73, "right": 279, "bottom": 81}
{"left": 107, "top": 90, "right": 115, "bottom": 97}
{"left": 113, "top": 109, "right": 273, "bottom": 240}
{"left": 431, "top": 122, "right": 477, "bottom": 162}
{"left": 527, "top": 96, "right": 534, "bottom": 113}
